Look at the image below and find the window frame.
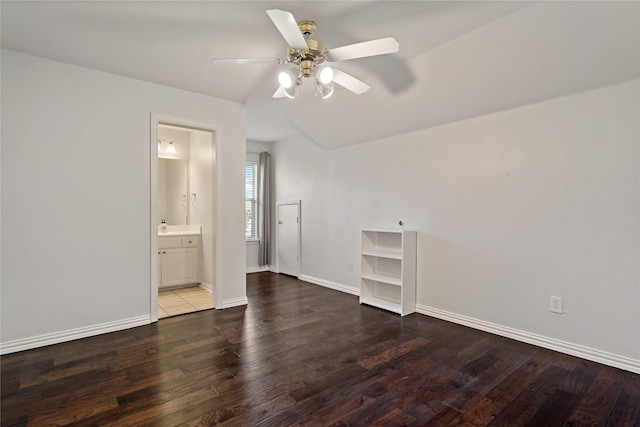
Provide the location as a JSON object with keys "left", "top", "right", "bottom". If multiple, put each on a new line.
{"left": 245, "top": 159, "right": 259, "bottom": 241}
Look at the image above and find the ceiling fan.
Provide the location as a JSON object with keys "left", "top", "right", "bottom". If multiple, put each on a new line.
{"left": 212, "top": 9, "right": 400, "bottom": 99}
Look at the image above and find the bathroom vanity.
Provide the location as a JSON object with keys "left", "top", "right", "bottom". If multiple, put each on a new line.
{"left": 158, "top": 226, "right": 201, "bottom": 289}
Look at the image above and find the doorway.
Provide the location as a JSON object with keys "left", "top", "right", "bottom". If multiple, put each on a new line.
{"left": 151, "top": 114, "right": 220, "bottom": 321}
{"left": 276, "top": 200, "right": 301, "bottom": 277}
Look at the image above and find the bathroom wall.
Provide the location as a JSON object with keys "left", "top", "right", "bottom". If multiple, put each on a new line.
{"left": 158, "top": 127, "right": 190, "bottom": 160}
{"left": 158, "top": 126, "right": 191, "bottom": 225}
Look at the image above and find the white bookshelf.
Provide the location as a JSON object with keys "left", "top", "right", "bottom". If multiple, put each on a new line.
{"left": 360, "top": 229, "right": 416, "bottom": 316}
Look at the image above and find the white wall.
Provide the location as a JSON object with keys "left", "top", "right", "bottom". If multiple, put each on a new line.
{"left": 1, "top": 49, "right": 247, "bottom": 350}
{"left": 272, "top": 80, "right": 640, "bottom": 371}
{"left": 189, "top": 129, "right": 215, "bottom": 291}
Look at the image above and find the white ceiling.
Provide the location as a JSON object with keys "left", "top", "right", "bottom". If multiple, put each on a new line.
{"left": 2, "top": 1, "right": 639, "bottom": 149}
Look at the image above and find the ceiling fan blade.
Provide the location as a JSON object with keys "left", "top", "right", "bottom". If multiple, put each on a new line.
{"left": 332, "top": 69, "right": 370, "bottom": 95}
{"left": 211, "top": 58, "right": 283, "bottom": 65}
{"left": 273, "top": 86, "right": 287, "bottom": 98}
{"left": 266, "top": 9, "right": 308, "bottom": 50}
{"left": 329, "top": 37, "right": 399, "bottom": 62}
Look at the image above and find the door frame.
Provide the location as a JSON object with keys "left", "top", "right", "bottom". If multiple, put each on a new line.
{"left": 275, "top": 200, "right": 301, "bottom": 277}
{"left": 150, "top": 113, "right": 221, "bottom": 321}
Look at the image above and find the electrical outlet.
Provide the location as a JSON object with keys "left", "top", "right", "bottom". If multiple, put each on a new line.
{"left": 348, "top": 262, "right": 354, "bottom": 272}
{"left": 550, "top": 296, "right": 563, "bottom": 314}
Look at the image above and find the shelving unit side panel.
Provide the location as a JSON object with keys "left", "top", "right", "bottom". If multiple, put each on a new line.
{"left": 401, "top": 231, "right": 417, "bottom": 316}
{"left": 361, "top": 231, "right": 376, "bottom": 254}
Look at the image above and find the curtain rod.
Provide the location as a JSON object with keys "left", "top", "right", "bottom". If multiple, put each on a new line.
{"left": 247, "top": 150, "right": 271, "bottom": 155}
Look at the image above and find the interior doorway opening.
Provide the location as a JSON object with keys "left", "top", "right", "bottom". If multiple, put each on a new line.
{"left": 151, "top": 115, "right": 219, "bottom": 321}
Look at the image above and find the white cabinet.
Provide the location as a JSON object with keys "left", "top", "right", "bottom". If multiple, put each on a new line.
{"left": 360, "top": 229, "right": 416, "bottom": 316}
{"left": 158, "top": 235, "right": 201, "bottom": 289}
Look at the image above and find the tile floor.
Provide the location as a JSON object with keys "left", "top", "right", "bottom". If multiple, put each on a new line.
{"left": 158, "top": 286, "right": 214, "bottom": 319}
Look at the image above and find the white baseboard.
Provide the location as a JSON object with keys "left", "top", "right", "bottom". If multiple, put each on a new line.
{"left": 199, "top": 282, "right": 213, "bottom": 292}
{"left": 299, "top": 274, "right": 360, "bottom": 296}
{"left": 219, "top": 296, "right": 248, "bottom": 309}
{"left": 417, "top": 304, "right": 640, "bottom": 374}
{"left": 0, "top": 315, "right": 150, "bottom": 355}
{"left": 246, "top": 266, "right": 270, "bottom": 274}
{"left": 241, "top": 270, "right": 640, "bottom": 374}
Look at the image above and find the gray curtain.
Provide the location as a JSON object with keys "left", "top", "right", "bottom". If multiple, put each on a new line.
{"left": 258, "top": 152, "right": 271, "bottom": 266}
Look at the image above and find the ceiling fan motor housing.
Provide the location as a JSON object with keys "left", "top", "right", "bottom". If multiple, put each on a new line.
{"left": 288, "top": 38, "right": 327, "bottom": 77}
{"left": 298, "top": 20, "right": 316, "bottom": 36}
{"left": 284, "top": 20, "right": 329, "bottom": 78}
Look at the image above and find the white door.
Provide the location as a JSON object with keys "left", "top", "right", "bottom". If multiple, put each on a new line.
{"left": 277, "top": 201, "right": 300, "bottom": 277}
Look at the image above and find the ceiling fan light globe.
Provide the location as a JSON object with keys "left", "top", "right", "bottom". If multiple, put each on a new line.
{"left": 322, "top": 86, "right": 334, "bottom": 99}
{"left": 318, "top": 66, "right": 334, "bottom": 84}
{"left": 278, "top": 71, "right": 293, "bottom": 89}
{"left": 283, "top": 84, "right": 298, "bottom": 99}
{"left": 317, "top": 82, "right": 334, "bottom": 99}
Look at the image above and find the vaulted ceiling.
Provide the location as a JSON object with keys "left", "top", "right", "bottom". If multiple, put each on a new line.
{"left": 2, "top": 1, "right": 638, "bottom": 150}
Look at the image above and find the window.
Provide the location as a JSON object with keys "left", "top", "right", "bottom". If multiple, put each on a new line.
{"left": 245, "top": 161, "right": 258, "bottom": 240}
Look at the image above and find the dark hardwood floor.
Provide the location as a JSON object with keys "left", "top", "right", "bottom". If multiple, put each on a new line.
{"left": 2, "top": 272, "right": 639, "bottom": 426}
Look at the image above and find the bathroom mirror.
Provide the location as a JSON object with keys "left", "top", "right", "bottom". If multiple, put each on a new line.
{"left": 158, "top": 158, "right": 189, "bottom": 225}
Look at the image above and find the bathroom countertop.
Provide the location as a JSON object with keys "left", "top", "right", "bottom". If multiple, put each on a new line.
{"left": 158, "top": 230, "right": 201, "bottom": 236}
{"left": 158, "top": 225, "right": 202, "bottom": 237}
